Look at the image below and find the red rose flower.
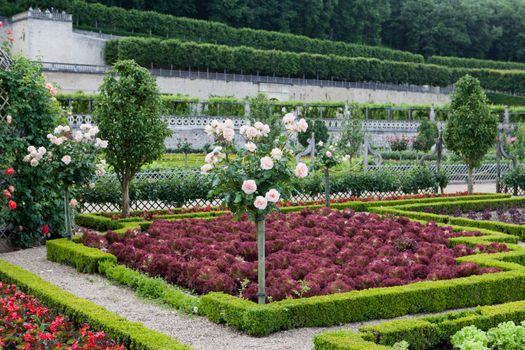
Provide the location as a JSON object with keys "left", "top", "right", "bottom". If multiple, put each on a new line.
{"left": 5, "top": 168, "right": 14, "bottom": 176}
{"left": 8, "top": 200, "right": 16, "bottom": 210}
{"left": 42, "top": 224, "right": 49, "bottom": 235}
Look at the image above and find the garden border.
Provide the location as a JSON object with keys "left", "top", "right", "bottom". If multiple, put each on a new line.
{"left": 313, "top": 299, "right": 525, "bottom": 350}
{"left": 0, "top": 258, "right": 192, "bottom": 350}
{"left": 49, "top": 194, "right": 525, "bottom": 336}
{"left": 369, "top": 197, "right": 525, "bottom": 239}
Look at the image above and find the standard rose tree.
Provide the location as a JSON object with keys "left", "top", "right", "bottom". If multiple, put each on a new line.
{"left": 24, "top": 124, "right": 108, "bottom": 238}
{"left": 316, "top": 142, "right": 341, "bottom": 207}
{"left": 202, "top": 112, "right": 308, "bottom": 304}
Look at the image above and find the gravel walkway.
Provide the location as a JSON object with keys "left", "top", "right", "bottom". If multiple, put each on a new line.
{"left": 2, "top": 246, "right": 468, "bottom": 350}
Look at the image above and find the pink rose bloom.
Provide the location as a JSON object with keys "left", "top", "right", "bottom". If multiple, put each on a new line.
{"left": 282, "top": 112, "right": 296, "bottom": 124}
{"left": 265, "top": 189, "right": 280, "bottom": 203}
{"left": 222, "top": 127, "right": 235, "bottom": 142}
{"left": 325, "top": 151, "right": 332, "bottom": 158}
{"left": 45, "top": 83, "right": 58, "bottom": 96}
{"left": 297, "top": 118, "right": 308, "bottom": 132}
{"left": 8, "top": 185, "right": 14, "bottom": 193}
{"left": 245, "top": 142, "right": 257, "bottom": 152}
{"left": 246, "top": 127, "right": 260, "bottom": 139}
{"left": 254, "top": 122, "right": 264, "bottom": 130}
{"left": 260, "top": 156, "right": 274, "bottom": 170}
{"left": 295, "top": 162, "right": 308, "bottom": 178}
{"left": 507, "top": 136, "right": 517, "bottom": 145}
{"left": 69, "top": 198, "right": 78, "bottom": 208}
{"left": 242, "top": 180, "right": 257, "bottom": 194}
{"left": 254, "top": 196, "right": 268, "bottom": 210}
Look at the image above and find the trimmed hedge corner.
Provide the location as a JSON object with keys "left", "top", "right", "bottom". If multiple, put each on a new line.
{"left": 46, "top": 239, "right": 117, "bottom": 273}
{"left": 0, "top": 259, "right": 192, "bottom": 350}
{"left": 314, "top": 299, "right": 525, "bottom": 350}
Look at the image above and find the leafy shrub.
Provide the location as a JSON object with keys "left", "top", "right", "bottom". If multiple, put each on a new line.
{"left": 429, "top": 55, "right": 525, "bottom": 71}
{"left": 82, "top": 208, "right": 504, "bottom": 302}
{"left": 298, "top": 119, "right": 329, "bottom": 148}
{"left": 387, "top": 135, "right": 413, "bottom": 151}
{"left": 502, "top": 165, "right": 525, "bottom": 193}
{"left": 413, "top": 119, "right": 439, "bottom": 152}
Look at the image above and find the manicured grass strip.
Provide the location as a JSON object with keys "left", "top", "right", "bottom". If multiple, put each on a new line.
{"left": 314, "top": 299, "right": 525, "bottom": 350}
{"left": 47, "top": 239, "right": 200, "bottom": 314}
{"left": 0, "top": 259, "right": 192, "bottom": 350}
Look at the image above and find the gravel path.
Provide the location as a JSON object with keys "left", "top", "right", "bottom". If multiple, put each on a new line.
{"left": 2, "top": 247, "right": 467, "bottom": 350}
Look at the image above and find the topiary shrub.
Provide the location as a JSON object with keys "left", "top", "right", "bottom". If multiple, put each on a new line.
{"left": 413, "top": 119, "right": 438, "bottom": 152}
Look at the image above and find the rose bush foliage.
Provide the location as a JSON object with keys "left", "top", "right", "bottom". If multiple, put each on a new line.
{"left": 83, "top": 209, "right": 506, "bottom": 302}
{"left": 202, "top": 113, "right": 308, "bottom": 218}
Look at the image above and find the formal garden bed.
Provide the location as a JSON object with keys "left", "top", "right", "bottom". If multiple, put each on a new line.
{"left": 80, "top": 208, "right": 508, "bottom": 302}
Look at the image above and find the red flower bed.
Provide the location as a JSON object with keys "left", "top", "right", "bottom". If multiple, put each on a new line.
{"left": 0, "top": 283, "right": 123, "bottom": 349}
{"left": 83, "top": 208, "right": 506, "bottom": 302}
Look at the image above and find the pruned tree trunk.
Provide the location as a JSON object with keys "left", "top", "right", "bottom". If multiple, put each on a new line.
{"left": 255, "top": 213, "right": 266, "bottom": 304}
{"left": 467, "top": 166, "right": 474, "bottom": 195}
{"left": 324, "top": 168, "right": 330, "bottom": 208}
{"left": 121, "top": 177, "right": 131, "bottom": 218}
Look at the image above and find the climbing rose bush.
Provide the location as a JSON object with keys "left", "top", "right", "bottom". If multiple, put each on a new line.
{"left": 202, "top": 113, "right": 308, "bottom": 218}
{"left": 0, "top": 282, "right": 123, "bottom": 349}
{"left": 82, "top": 209, "right": 506, "bottom": 302}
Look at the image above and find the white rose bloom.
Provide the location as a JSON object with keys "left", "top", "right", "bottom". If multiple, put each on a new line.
{"left": 283, "top": 112, "right": 296, "bottom": 124}
{"left": 239, "top": 125, "right": 248, "bottom": 135}
{"left": 222, "top": 127, "right": 235, "bottom": 142}
{"left": 73, "top": 131, "right": 83, "bottom": 142}
{"left": 54, "top": 126, "right": 63, "bottom": 134}
{"left": 63, "top": 126, "right": 71, "bottom": 133}
{"left": 37, "top": 147, "right": 47, "bottom": 156}
{"left": 30, "top": 158, "right": 39, "bottom": 167}
{"left": 245, "top": 142, "right": 257, "bottom": 152}
{"left": 47, "top": 134, "right": 54, "bottom": 140}
{"left": 61, "top": 155, "right": 72, "bottom": 165}
{"left": 204, "top": 125, "right": 214, "bottom": 136}
{"left": 27, "top": 146, "right": 36, "bottom": 153}
{"left": 254, "top": 121, "right": 264, "bottom": 130}
{"left": 80, "top": 124, "right": 91, "bottom": 130}
{"left": 200, "top": 163, "right": 213, "bottom": 174}
{"left": 260, "top": 156, "right": 274, "bottom": 170}
{"left": 271, "top": 148, "right": 283, "bottom": 160}
{"left": 30, "top": 150, "right": 40, "bottom": 159}
{"left": 224, "top": 119, "right": 234, "bottom": 129}
{"left": 23, "top": 155, "right": 31, "bottom": 162}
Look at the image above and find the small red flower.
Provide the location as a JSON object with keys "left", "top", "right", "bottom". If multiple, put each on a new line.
{"left": 2, "top": 190, "right": 10, "bottom": 199}
{"left": 5, "top": 168, "right": 14, "bottom": 176}
{"left": 8, "top": 200, "right": 16, "bottom": 210}
{"left": 6, "top": 29, "right": 12, "bottom": 35}
{"left": 42, "top": 224, "right": 49, "bottom": 235}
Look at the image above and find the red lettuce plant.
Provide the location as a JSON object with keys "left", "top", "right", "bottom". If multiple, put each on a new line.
{"left": 0, "top": 282, "right": 123, "bottom": 349}
{"left": 83, "top": 209, "right": 506, "bottom": 302}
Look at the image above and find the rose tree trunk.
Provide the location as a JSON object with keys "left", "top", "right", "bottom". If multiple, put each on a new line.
{"left": 256, "top": 214, "right": 266, "bottom": 304}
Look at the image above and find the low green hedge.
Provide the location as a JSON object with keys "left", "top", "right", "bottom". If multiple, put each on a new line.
{"left": 314, "top": 299, "right": 525, "bottom": 350}
{"left": 428, "top": 55, "right": 525, "bottom": 71}
{"left": 371, "top": 197, "right": 525, "bottom": 239}
{"left": 48, "top": 227, "right": 525, "bottom": 336}
{"left": 46, "top": 239, "right": 117, "bottom": 273}
{"left": 47, "top": 239, "right": 200, "bottom": 314}
{"left": 0, "top": 258, "right": 191, "bottom": 350}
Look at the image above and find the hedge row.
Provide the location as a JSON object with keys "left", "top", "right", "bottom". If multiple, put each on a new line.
{"left": 0, "top": 258, "right": 192, "bottom": 350}
{"left": 314, "top": 299, "right": 525, "bottom": 350}
{"left": 428, "top": 55, "right": 525, "bottom": 71}
{"left": 50, "top": 215, "right": 525, "bottom": 336}
{"left": 25, "top": 0, "right": 422, "bottom": 63}
{"left": 105, "top": 37, "right": 525, "bottom": 93}
{"left": 46, "top": 239, "right": 200, "bottom": 314}
{"left": 370, "top": 198, "right": 525, "bottom": 239}
{"left": 81, "top": 168, "right": 444, "bottom": 208}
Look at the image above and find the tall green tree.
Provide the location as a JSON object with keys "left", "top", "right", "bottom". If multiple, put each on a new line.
{"left": 93, "top": 60, "right": 170, "bottom": 217}
{"left": 248, "top": 93, "right": 281, "bottom": 141}
{"left": 444, "top": 75, "right": 498, "bottom": 194}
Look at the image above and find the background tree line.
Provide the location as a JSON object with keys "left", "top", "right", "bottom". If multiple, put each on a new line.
{"left": 1, "top": 0, "right": 524, "bottom": 62}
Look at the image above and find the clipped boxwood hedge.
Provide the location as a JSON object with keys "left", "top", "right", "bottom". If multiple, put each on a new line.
{"left": 106, "top": 37, "right": 525, "bottom": 93}
{"left": 428, "top": 55, "right": 525, "bottom": 71}
{"left": 48, "top": 215, "right": 525, "bottom": 336}
{"left": 314, "top": 299, "right": 525, "bottom": 350}
{"left": 0, "top": 258, "right": 192, "bottom": 350}
{"left": 26, "top": 0, "right": 423, "bottom": 63}
{"left": 371, "top": 197, "right": 525, "bottom": 239}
